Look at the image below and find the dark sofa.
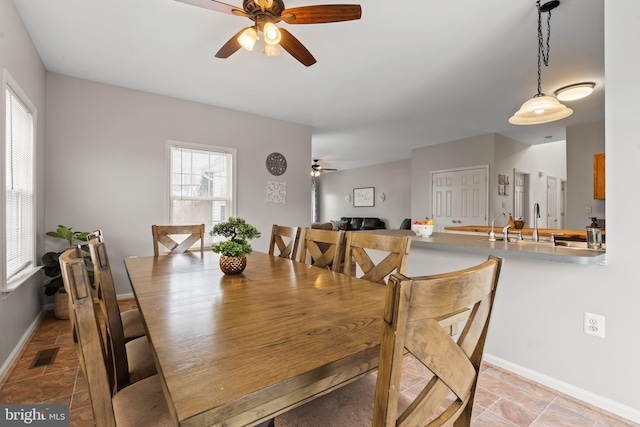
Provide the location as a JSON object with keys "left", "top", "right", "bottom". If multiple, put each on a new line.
{"left": 340, "top": 217, "right": 386, "bottom": 230}
{"left": 311, "top": 217, "right": 387, "bottom": 231}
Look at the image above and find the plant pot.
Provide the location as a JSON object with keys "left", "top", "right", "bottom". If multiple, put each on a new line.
{"left": 219, "top": 255, "right": 247, "bottom": 275}
{"left": 54, "top": 291, "right": 70, "bottom": 320}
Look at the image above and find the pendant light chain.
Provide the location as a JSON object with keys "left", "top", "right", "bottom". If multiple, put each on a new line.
{"left": 536, "top": 0, "right": 553, "bottom": 97}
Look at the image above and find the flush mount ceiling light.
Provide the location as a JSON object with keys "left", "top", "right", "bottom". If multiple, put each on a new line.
{"left": 554, "top": 82, "right": 596, "bottom": 101}
{"left": 175, "top": 0, "right": 361, "bottom": 67}
{"left": 509, "top": 0, "right": 573, "bottom": 125}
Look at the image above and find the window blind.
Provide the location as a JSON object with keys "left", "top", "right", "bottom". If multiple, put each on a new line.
{"left": 5, "top": 86, "right": 35, "bottom": 280}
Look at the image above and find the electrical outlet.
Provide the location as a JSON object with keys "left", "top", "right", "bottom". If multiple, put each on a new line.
{"left": 584, "top": 312, "right": 605, "bottom": 338}
{"left": 585, "top": 206, "right": 592, "bottom": 214}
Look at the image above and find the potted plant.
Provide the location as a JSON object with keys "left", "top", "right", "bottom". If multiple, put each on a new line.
{"left": 210, "top": 217, "right": 261, "bottom": 275}
{"left": 42, "top": 225, "right": 92, "bottom": 319}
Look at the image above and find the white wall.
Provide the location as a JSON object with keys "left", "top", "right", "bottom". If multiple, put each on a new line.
{"left": 45, "top": 73, "right": 312, "bottom": 295}
{"left": 566, "top": 120, "right": 605, "bottom": 229}
{"left": 318, "top": 159, "right": 411, "bottom": 228}
{"left": 493, "top": 136, "right": 566, "bottom": 228}
{"left": 411, "top": 134, "right": 494, "bottom": 223}
{"left": 0, "top": 0, "right": 47, "bottom": 376}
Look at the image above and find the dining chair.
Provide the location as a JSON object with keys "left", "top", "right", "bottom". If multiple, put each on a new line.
{"left": 268, "top": 224, "right": 301, "bottom": 260}
{"left": 59, "top": 247, "right": 173, "bottom": 427}
{"left": 276, "top": 255, "right": 503, "bottom": 427}
{"left": 297, "top": 228, "right": 346, "bottom": 272}
{"left": 151, "top": 224, "right": 205, "bottom": 256}
{"left": 86, "top": 240, "right": 157, "bottom": 392}
{"left": 87, "top": 230, "right": 145, "bottom": 344}
{"left": 343, "top": 232, "right": 412, "bottom": 284}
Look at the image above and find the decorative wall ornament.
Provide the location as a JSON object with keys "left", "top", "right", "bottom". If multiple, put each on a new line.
{"left": 377, "top": 192, "right": 386, "bottom": 203}
{"left": 345, "top": 194, "right": 351, "bottom": 203}
{"left": 265, "top": 181, "right": 287, "bottom": 204}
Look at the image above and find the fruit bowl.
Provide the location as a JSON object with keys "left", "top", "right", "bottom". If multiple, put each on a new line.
{"left": 412, "top": 224, "right": 434, "bottom": 237}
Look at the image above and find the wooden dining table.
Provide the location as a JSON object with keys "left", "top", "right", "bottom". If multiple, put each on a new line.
{"left": 124, "top": 250, "right": 387, "bottom": 427}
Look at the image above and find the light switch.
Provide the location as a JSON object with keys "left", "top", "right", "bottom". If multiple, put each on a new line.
{"left": 585, "top": 206, "right": 592, "bottom": 214}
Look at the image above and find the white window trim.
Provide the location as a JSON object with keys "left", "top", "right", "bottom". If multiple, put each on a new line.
{"left": 1, "top": 69, "right": 39, "bottom": 297}
{"left": 165, "top": 139, "right": 237, "bottom": 227}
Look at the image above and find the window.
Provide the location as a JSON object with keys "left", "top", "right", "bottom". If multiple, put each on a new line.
{"left": 1, "top": 69, "right": 38, "bottom": 293}
{"left": 169, "top": 142, "right": 235, "bottom": 243}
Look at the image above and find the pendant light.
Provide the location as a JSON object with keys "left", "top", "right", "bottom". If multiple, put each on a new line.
{"left": 509, "top": 0, "right": 572, "bottom": 125}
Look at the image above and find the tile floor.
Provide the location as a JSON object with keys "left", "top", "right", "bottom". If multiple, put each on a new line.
{"left": 0, "top": 299, "right": 637, "bottom": 427}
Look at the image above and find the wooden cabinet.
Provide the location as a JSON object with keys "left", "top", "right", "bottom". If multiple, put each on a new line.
{"left": 594, "top": 153, "right": 605, "bottom": 200}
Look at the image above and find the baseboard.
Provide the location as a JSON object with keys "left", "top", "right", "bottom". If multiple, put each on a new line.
{"left": 484, "top": 353, "right": 640, "bottom": 424}
{"left": 0, "top": 309, "right": 46, "bottom": 383}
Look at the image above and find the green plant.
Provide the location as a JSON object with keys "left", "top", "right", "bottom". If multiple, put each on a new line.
{"left": 210, "top": 217, "right": 261, "bottom": 257}
{"left": 42, "top": 225, "right": 92, "bottom": 296}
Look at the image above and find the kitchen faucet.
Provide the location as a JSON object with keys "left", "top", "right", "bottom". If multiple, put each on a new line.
{"left": 488, "top": 213, "right": 505, "bottom": 242}
{"left": 532, "top": 203, "right": 541, "bottom": 242}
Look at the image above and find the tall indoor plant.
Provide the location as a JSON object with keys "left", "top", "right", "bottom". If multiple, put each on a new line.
{"left": 42, "top": 225, "right": 92, "bottom": 318}
{"left": 210, "top": 217, "right": 260, "bottom": 275}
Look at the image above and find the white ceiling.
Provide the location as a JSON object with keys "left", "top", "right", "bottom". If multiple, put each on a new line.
{"left": 13, "top": 0, "right": 604, "bottom": 171}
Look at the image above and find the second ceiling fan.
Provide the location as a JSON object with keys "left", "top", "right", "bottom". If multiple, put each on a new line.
{"left": 176, "top": 0, "right": 362, "bottom": 66}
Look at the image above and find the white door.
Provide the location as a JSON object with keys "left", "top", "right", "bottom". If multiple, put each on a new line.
{"left": 513, "top": 172, "right": 527, "bottom": 222}
{"left": 432, "top": 167, "right": 487, "bottom": 232}
{"left": 547, "top": 176, "right": 558, "bottom": 229}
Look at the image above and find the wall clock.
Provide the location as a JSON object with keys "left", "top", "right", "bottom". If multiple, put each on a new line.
{"left": 266, "top": 152, "right": 287, "bottom": 176}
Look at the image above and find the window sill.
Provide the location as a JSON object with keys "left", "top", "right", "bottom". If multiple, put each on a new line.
{"left": 2, "top": 266, "right": 42, "bottom": 296}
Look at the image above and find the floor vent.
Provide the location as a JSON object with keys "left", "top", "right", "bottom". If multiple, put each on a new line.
{"left": 30, "top": 347, "right": 59, "bottom": 368}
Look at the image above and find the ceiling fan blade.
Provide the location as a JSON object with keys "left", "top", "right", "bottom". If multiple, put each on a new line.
{"left": 175, "top": 0, "right": 247, "bottom": 17}
{"left": 278, "top": 29, "right": 316, "bottom": 67}
{"left": 215, "top": 29, "right": 245, "bottom": 58}
{"left": 281, "top": 5, "right": 361, "bottom": 24}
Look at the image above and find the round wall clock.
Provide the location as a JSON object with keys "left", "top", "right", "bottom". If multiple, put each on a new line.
{"left": 266, "top": 152, "right": 287, "bottom": 176}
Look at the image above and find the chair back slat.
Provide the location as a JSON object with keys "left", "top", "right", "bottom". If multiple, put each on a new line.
{"left": 373, "top": 255, "right": 503, "bottom": 427}
{"left": 268, "top": 225, "right": 301, "bottom": 260}
{"left": 343, "top": 232, "right": 412, "bottom": 285}
{"left": 60, "top": 248, "right": 117, "bottom": 427}
{"left": 298, "top": 228, "right": 346, "bottom": 271}
{"left": 88, "top": 238, "right": 131, "bottom": 391}
{"left": 152, "top": 224, "right": 205, "bottom": 256}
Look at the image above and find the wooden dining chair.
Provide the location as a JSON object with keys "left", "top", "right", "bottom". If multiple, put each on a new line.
{"left": 268, "top": 224, "right": 301, "bottom": 260}
{"left": 297, "top": 228, "right": 346, "bottom": 272}
{"left": 59, "top": 247, "right": 173, "bottom": 427}
{"left": 87, "top": 230, "right": 145, "bottom": 344}
{"left": 343, "top": 232, "right": 412, "bottom": 284}
{"left": 276, "top": 255, "right": 503, "bottom": 427}
{"left": 86, "top": 240, "right": 157, "bottom": 392}
{"left": 151, "top": 224, "right": 205, "bottom": 256}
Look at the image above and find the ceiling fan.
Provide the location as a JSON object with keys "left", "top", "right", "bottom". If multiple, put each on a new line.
{"left": 176, "top": 0, "right": 362, "bottom": 66}
{"left": 311, "top": 159, "right": 337, "bottom": 176}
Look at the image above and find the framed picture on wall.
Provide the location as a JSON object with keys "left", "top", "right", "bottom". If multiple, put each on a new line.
{"left": 353, "top": 187, "right": 375, "bottom": 207}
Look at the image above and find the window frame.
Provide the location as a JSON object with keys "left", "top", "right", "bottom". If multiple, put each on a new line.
{"left": 1, "top": 69, "right": 39, "bottom": 296}
{"left": 166, "top": 141, "right": 237, "bottom": 242}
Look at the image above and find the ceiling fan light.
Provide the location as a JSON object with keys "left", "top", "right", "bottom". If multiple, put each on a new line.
{"left": 263, "top": 22, "right": 281, "bottom": 46}
{"left": 509, "top": 95, "right": 573, "bottom": 125}
{"left": 554, "top": 82, "right": 596, "bottom": 101}
{"left": 263, "top": 43, "right": 280, "bottom": 57}
{"left": 238, "top": 27, "right": 258, "bottom": 51}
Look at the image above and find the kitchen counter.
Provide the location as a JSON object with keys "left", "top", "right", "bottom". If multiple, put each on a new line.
{"left": 410, "top": 232, "right": 605, "bottom": 265}
{"left": 444, "top": 225, "right": 604, "bottom": 240}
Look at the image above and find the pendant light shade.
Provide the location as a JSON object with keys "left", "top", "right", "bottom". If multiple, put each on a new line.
{"left": 509, "top": 95, "right": 572, "bottom": 125}
{"left": 509, "top": 1, "right": 573, "bottom": 126}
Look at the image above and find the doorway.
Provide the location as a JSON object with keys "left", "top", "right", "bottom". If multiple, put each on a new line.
{"left": 431, "top": 166, "right": 488, "bottom": 232}
{"left": 513, "top": 170, "right": 530, "bottom": 224}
